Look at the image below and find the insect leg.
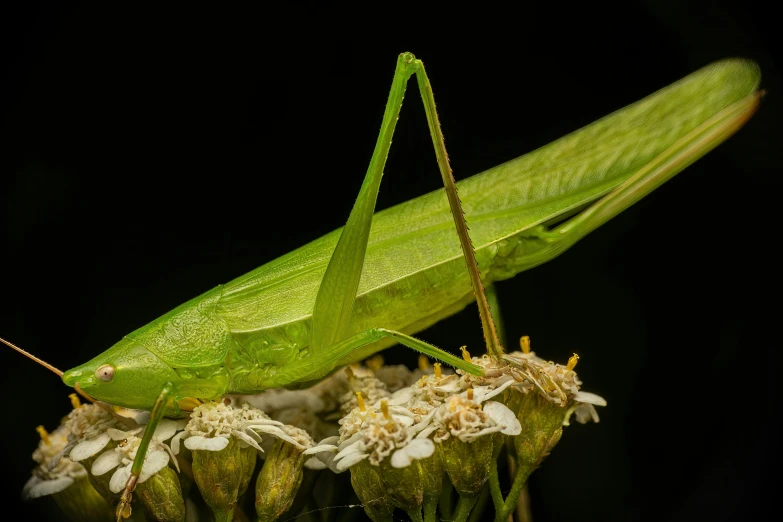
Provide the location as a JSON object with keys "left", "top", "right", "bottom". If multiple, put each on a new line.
{"left": 310, "top": 51, "right": 503, "bottom": 361}
{"left": 281, "top": 327, "right": 483, "bottom": 385}
{"left": 538, "top": 91, "right": 762, "bottom": 257}
{"left": 116, "top": 382, "right": 176, "bottom": 521}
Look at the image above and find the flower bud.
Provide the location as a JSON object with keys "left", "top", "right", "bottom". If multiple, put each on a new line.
{"left": 439, "top": 432, "right": 497, "bottom": 497}
{"left": 349, "top": 460, "right": 393, "bottom": 522}
{"left": 191, "top": 436, "right": 245, "bottom": 522}
{"left": 135, "top": 466, "right": 185, "bottom": 522}
{"left": 513, "top": 391, "right": 565, "bottom": 472}
{"left": 50, "top": 475, "right": 114, "bottom": 522}
{"left": 255, "top": 438, "right": 305, "bottom": 522}
{"left": 378, "top": 458, "right": 425, "bottom": 512}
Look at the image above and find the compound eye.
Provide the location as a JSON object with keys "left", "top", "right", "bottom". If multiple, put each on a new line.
{"left": 95, "top": 364, "right": 115, "bottom": 382}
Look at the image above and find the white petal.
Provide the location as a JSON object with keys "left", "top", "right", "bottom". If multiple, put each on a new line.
{"left": 390, "top": 438, "right": 434, "bottom": 468}
{"left": 473, "top": 380, "right": 516, "bottom": 403}
{"left": 335, "top": 451, "right": 368, "bottom": 471}
{"left": 110, "top": 465, "right": 131, "bottom": 493}
{"left": 133, "top": 411, "right": 151, "bottom": 425}
{"left": 139, "top": 450, "right": 169, "bottom": 483}
{"left": 92, "top": 450, "right": 123, "bottom": 476}
{"left": 458, "top": 425, "right": 504, "bottom": 442}
{"left": 333, "top": 440, "right": 363, "bottom": 462}
{"left": 389, "top": 387, "right": 415, "bottom": 405}
{"left": 415, "top": 425, "right": 437, "bottom": 439}
{"left": 391, "top": 448, "right": 413, "bottom": 468}
{"left": 574, "top": 391, "right": 607, "bottom": 406}
{"left": 70, "top": 433, "right": 111, "bottom": 461}
{"left": 337, "top": 432, "right": 362, "bottom": 452}
{"left": 304, "top": 456, "right": 328, "bottom": 470}
{"left": 568, "top": 403, "right": 600, "bottom": 425}
{"left": 107, "top": 427, "right": 142, "bottom": 441}
{"left": 433, "top": 381, "right": 463, "bottom": 393}
{"left": 303, "top": 444, "right": 338, "bottom": 455}
{"left": 318, "top": 435, "right": 340, "bottom": 446}
{"left": 392, "top": 415, "right": 414, "bottom": 427}
{"left": 251, "top": 425, "right": 303, "bottom": 449}
{"left": 185, "top": 435, "right": 230, "bottom": 452}
{"left": 170, "top": 431, "right": 186, "bottom": 455}
{"left": 233, "top": 430, "right": 263, "bottom": 452}
{"left": 22, "top": 476, "right": 40, "bottom": 500}
{"left": 163, "top": 443, "right": 180, "bottom": 473}
{"left": 25, "top": 477, "right": 74, "bottom": 498}
{"left": 483, "top": 401, "right": 521, "bottom": 436}
{"left": 153, "top": 419, "right": 180, "bottom": 442}
{"left": 405, "top": 438, "right": 435, "bottom": 460}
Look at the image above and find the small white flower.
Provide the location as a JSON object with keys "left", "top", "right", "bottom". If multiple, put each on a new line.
{"left": 23, "top": 425, "right": 87, "bottom": 500}
{"left": 170, "top": 401, "right": 307, "bottom": 458}
{"left": 73, "top": 418, "right": 184, "bottom": 494}
{"left": 432, "top": 395, "right": 520, "bottom": 443}
{"left": 329, "top": 400, "right": 431, "bottom": 471}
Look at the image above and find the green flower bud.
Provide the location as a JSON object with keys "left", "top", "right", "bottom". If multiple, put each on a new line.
{"left": 255, "top": 439, "right": 305, "bottom": 522}
{"left": 50, "top": 475, "right": 114, "bottom": 522}
{"left": 349, "top": 460, "right": 393, "bottom": 522}
{"left": 513, "top": 391, "right": 565, "bottom": 473}
{"left": 135, "top": 467, "right": 185, "bottom": 522}
{"left": 439, "top": 432, "right": 496, "bottom": 497}
{"left": 191, "top": 436, "right": 245, "bottom": 522}
{"left": 378, "top": 458, "right": 424, "bottom": 512}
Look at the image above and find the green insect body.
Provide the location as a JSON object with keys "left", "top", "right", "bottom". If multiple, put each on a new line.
{"left": 60, "top": 58, "right": 761, "bottom": 415}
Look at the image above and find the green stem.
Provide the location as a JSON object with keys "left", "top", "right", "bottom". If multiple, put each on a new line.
{"left": 488, "top": 453, "right": 504, "bottom": 515}
{"left": 212, "top": 506, "right": 235, "bottom": 522}
{"left": 454, "top": 494, "right": 479, "bottom": 522}
{"left": 467, "top": 486, "right": 491, "bottom": 522}
{"left": 494, "top": 464, "right": 533, "bottom": 522}
{"left": 424, "top": 496, "right": 438, "bottom": 522}
{"left": 407, "top": 507, "right": 424, "bottom": 522}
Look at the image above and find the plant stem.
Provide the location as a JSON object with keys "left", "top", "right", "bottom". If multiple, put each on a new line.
{"left": 454, "top": 494, "right": 479, "bottom": 522}
{"left": 406, "top": 507, "right": 424, "bottom": 522}
{"left": 213, "top": 506, "right": 235, "bottom": 522}
{"left": 494, "top": 464, "right": 532, "bottom": 522}
{"left": 468, "top": 486, "right": 491, "bottom": 522}
{"left": 424, "top": 496, "right": 438, "bottom": 522}
{"left": 489, "top": 454, "right": 504, "bottom": 515}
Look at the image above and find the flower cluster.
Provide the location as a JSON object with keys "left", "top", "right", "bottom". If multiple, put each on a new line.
{"left": 23, "top": 339, "right": 606, "bottom": 522}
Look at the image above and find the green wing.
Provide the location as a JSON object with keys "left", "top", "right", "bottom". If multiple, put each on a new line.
{"left": 217, "top": 59, "right": 760, "bottom": 335}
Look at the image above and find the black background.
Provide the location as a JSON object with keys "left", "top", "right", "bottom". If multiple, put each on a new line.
{"left": 1, "top": 2, "right": 780, "bottom": 521}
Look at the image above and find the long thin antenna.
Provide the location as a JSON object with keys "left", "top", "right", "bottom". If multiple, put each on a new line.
{"left": 0, "top": 336, "right": 63, "bottom": 377}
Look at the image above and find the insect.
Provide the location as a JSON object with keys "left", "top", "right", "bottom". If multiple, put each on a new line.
{"left": 3, "top": 52, "right": 761, "bottom": 518}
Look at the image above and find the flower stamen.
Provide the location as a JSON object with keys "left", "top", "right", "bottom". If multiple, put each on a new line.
{"left": 520, "top": 336, "right": 531, "bottom": 354}
{"left": 36, "top": 426, "right": 50, "bottom": 446}
{"left": 567, "top": 353, "right": 579, "bottom": 371}
{"left": 68, "top": 393, "right": 81, "bottom": 410}
{"left": 365, "top": 355, "right": 384, "bottom": 372}
{"left": 434, "top": 363, "right": 442, "bottom": 378}
{"left": 418, "top": 354, "right": 430, "bottom": 371}
{"left": 356, "top": 392, "right": 366, "bottom": 412}
{"left": 380, "top": 400, "right": 390, "bottom": 420}
{"left": 460, "top": 346, "right": 471, "bottom": 362}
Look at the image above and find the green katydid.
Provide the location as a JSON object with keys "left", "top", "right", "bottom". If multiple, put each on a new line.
{"left": 2, "top": 52, "right": 761, "bottom": 519}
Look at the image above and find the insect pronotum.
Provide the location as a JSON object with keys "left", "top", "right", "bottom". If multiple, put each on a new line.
{"left": 2, "top": 52, "right": 761, "bottom": 519}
